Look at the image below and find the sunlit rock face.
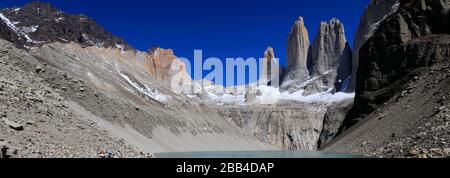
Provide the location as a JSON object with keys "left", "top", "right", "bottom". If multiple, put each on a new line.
{"left": 284, "top": 17, "right": 311, "bottom": 83}
{"left": 142, "top": 47, "right": 191, "bottom": 87}
{"left": 310, "top": 18, "right": 352, "bottom": 92}
{"left": 215, "top": 101, "right": 328, "bottom": 151}
{"left": 282, "top": 17, "right": 352, "bottom": 94}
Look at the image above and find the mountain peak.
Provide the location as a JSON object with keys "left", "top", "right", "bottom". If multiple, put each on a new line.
{"left": 23, "top": 1, "right": 58, "bottom": 10}
{"left": 0, "top": 2, "right": 134, "bottom": 51}
{"left": 147, "top": 47, "right": 175, "bottom": 57}
{"left": 294, "top": 16, "right": 306, "bottom": 27}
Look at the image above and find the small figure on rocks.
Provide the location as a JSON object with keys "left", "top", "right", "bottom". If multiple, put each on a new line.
{"left": 1, "top": 142, "right": 16, "bottom": 158}
{"left": 106, "top": 149, "right": 114, "bottom": 158}
{"left": 99, "top": 149, "right": 114, "bottom": 158}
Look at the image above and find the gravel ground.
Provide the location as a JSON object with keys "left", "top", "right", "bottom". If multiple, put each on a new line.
{"left": 326, "top": 61, "right": 450, "bottom": 158}
{"left": 0, "top": 40, "right": 147, "bottom": 158}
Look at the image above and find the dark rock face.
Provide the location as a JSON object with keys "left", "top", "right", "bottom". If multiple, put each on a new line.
{"left": 342, "top": 0, "right": 450, "bottom": 130}
{"left": 0, "top": 2, "right": 133, "bottom": 50}
{"left": 318, "top": 98, "right": 353, "bottom": 148}
{"left": 348, "top": 0, "right": 400, "bottom": 92}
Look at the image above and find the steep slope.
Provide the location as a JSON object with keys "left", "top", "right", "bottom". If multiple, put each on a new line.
{"left": 326, "top": 0, "right": 450, "bottom": 157}
{"left": 284, "top": 17, "right": 311, "bottom": 84}
{"left": 0, "top": 39, "right": 143, "bottom": 158}
{"left": 318, "top": 98, "right": 353, "bottom": 148}
{"left": 325, "top": 60, "right": 450, "bottom": 158}
{"left": 343, "top": 0, "right": 450, "bottom": 129}
{"left": 0, "top": 2, "right": 191, "bottom": 87}
{"left": 347, "top": 0, "right": 401, "bottom": 92}
{"left": 281, "top": 17, "right": 352, "bottom": 95}
{"left": 309, "top": 18, "right": 352, "bottom": 92}
{"left": 0, "top": 2, "right": 132, "bottom": 50}
{"left": 28, "top": 42, "right": 276, "bottom": 153}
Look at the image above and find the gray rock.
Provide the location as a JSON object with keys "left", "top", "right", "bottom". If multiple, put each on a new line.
{"left": 310, "top": 18, "right": 352, "bottom": 92}
{"left": 2, "top": 118, "right": 24, "bottom": 131}
{"left": 282, "top": 17, "right": 352, "bottom": 94}
{"left": 444, "top": 148, "right": 450, "bottom": 154}
{"left": 284, "top": 17, "right": 311, "bottom": 83}
{"left": 35, "top": 65, "right": 44, "bottom": 73}
{"left": 318, "top": 98, "right": 354, "bottom": 148}
{"left": 216, "top": 101, "right": 328, "bottom": 151}
{"left": 311, "top": 19, "right": 351, "bottom": 76}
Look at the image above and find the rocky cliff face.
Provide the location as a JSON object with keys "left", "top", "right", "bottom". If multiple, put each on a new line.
{"left": 216, "top": 101, "right": 328, "bottom": 151}
{"left": 0, "top": 2, "right": 132, "bottom": 50}
{"left": 347, "top": 0, "right": 400, "bottom": 92}
{"left": 318, "top": 98, "right": 353, "bottom": 148}
{"left": 142, "top": 47, "right": 191, "bottom": 86}
{"left": 342, "top": 0, "right": 450, "bottom": 130}
{"left": 284, "top": 17, "right": 311, "bottom": 83}
{"left": 282, "top": 17, "right": 352, "bottom": 94}
{"left": 311, "top": 19, "right": 351, "bottom": 76}
{"left": 326, "top": 59, "right": 450, "bottom": 158}
{"left": 310, "top": 18, "right": 352, "bottom": 92}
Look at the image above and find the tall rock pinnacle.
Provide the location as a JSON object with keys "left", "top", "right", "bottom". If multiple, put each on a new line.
{"left": 285, "top": 17, "right": 311, "bottom": 83}
{"left": 310, "top": 18, "right": 352, "bottom": 91}
{"left": 260, "top": 46, "right": 280, "bottom": 86}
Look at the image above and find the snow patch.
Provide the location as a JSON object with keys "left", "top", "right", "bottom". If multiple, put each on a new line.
{"left": 55, "top": 17, "right": 64, "bottom": 22}
{"left": 0, "top": 13, "right": 41, "bottom": 43}
{"left": 250, "top": 85, "right": 354, "bottom": 104}
{"left": 278, "top": 89, "right": 355, "bottom": 104}
{"left": 21, "top": 25, "right": 39, "bottom": 33}
{"left": 119, "top": 71, "right": 169, "bottom": 103}
{"left": 82, "top": 34, "right": 103, "bottom": 47}
{"left": 115, "top": 44, "right": 124, "bottom": 51}
{"left": 206, "top": 93, "right": 245, "bottom": 105}
{"left": 201, "top": 84, "right": 354, "bottom": 105}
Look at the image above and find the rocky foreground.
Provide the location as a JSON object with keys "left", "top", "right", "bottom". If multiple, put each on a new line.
{"left": 0, "top": 39, "right": 144, "bottom": 158}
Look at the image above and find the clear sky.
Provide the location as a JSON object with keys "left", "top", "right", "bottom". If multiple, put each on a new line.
{"left": 0, "top": 0, "right": 371, "bottom": 85}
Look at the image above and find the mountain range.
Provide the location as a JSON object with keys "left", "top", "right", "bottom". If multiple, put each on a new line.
{"left": 1, "top": 0, "right": 449, "bottom": 158}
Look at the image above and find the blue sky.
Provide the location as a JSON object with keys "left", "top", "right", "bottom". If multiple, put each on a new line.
{"left": 0, "top": 0, "right": 370, "bottom": 85}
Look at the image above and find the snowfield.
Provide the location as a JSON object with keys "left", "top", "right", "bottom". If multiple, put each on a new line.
{"left": 201, "top": 84, "right": 354, "bottom": 105}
